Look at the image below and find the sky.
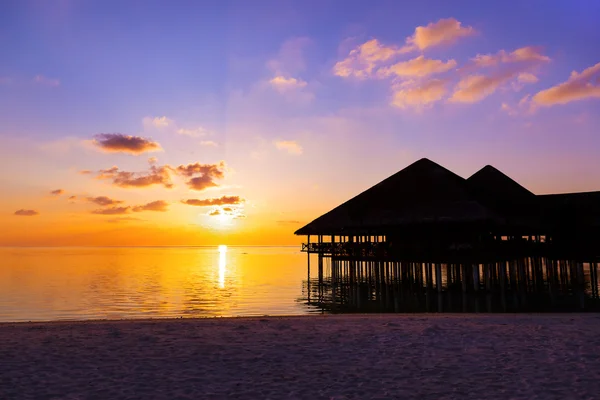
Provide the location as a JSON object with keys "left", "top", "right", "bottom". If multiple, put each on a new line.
{"left": 1, "top": 0, "right": 599, "bottom": 246}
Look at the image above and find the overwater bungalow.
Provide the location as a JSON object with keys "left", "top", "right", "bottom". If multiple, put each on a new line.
{"left": 295, "top": 159, "right": 600, "bottom": 313}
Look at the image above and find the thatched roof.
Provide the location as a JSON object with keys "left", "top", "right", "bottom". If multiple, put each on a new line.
{"left": 466, "top": 165, "right": 539, "bottom": 224}
{"left": 295, "top": 158, "right": 500, "bottom": 236}
{"left": 295, "top": 158, "right": 600, "bottom": 239}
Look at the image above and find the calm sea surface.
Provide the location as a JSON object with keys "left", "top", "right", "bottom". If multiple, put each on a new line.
{"left": 0, "top": 246, "right": 318, "bottom": 322}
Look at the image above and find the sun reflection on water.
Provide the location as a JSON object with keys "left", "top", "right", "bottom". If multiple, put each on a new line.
{"left": 218, "top": 245, "right": 227, "bottom": 288}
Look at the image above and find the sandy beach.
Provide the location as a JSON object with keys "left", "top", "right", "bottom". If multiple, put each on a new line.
{"left": 1, "top": 314, "right": 600, "bottom": 399}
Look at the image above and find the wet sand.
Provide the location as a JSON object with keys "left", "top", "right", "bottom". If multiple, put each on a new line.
{"left": 1, "top": 314, "right": 599, "bottom": 399}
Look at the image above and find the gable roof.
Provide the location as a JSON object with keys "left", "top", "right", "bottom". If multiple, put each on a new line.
{"left": 295, "top": 158, "right": 499, "bottom": 235}
{"left": 467, "top": 165, "right": 538, "bottom": 219}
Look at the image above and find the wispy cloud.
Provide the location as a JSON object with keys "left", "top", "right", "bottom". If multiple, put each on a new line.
{"left": 333, "top": 39, "right": 402, "bottom": 78}
{"left": 33, "top": 74, "right": 60, "bottom": 87}
{"left": 93, "top": 160, "right": 227, "bottom": 190}
{"left": 200, "top": 140, "right": 218, "bottom": 147}
{"left": 177, "top": 127, "right": 208, "bottom": 137}
{"left": 269, "top": 76, "right": 308, "bottom": 92}
{"left": 142, "top": 116, "right": 173, "bottom": 129}
{"left": 378, "top": 56, "right": 457, "bottom": 78}
{"left": 391, "top": 79, "right": 448, "bottom": 109}
{"left": 50, "top": 189, "right": 64, "bottom": 196}
{"left": 275, "top": 140, "right": 303, "bottom": 155}
{"left": 96, "top": 164, "right": 174, "bottom": 188}
{"left": 132, "top": 200, "right": 169, "bottom": 212}
{"left": 450, "top": 46, "right": 550, "bottom": 103}
{"left": 92, "top": 133, "right": 162, "bottom": 155}
{"left": 182, "top": 195, "right": 243, "bottom": 206}
{"left": 471, "top": 46, "right": 550, "bottom": 68}
{"left": 86, "top": 196, "right": 124, "bottom": 206}
{"left": 14, "top": 209, "right": 39, "bottom": 216}
{"left": 532, "top": 62, "right": 600, "bottom": 107}
{"left": 91, "top": 206, "right": 130, "bottom": 215}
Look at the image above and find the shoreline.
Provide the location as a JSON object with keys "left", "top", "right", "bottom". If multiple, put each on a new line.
{"left": 2, "top": 314, "right": 600, "bottom": 399}
{"left": 0, "top": 311, "right": 598, "bottom": 326}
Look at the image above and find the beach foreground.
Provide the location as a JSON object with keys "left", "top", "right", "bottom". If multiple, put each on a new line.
{"left": 1, "top": 315, "right": 600, "bottom": 399}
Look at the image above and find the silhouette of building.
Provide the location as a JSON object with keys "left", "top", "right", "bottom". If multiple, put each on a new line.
{"left": 295, "top": 158, "right": 600, "bottom": 313}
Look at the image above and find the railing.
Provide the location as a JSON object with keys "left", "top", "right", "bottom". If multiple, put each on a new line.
{"left": 300, "top": 240, "right": 583, "bottom": 261}
{"left": 302, "top": 242, "right": 389, "bottom": 258}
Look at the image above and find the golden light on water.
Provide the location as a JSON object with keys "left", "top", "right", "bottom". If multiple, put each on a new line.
{"left": 218, "top": 245, "right": 227, "bottom": 288}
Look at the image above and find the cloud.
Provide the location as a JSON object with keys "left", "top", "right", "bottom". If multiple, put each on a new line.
{"left": 92, "top": 133, "right": 162, "bottom": 155}
{"left": 177, "top": 127, "right": 208, "bottom": 137}
{"left": 50, "top": 189, "right": 64, "bottom": 196}
{"left": 91, "top": 206, "right": 131, "bottom": 215}
{"left": 275, "top": 140, "right": 303, "bottom": 155}
{"left": 401, "top": 18, "right": 475, "bottom": 53}
{"left": 14, "top": 209, "right": 39, "bottom": 216}
{"left": 68, "top": 195, "right": 77, "bottom": 201}
{"left": 142, "top": 116, "right": 173, "bottom": 129}
{"left": 185, "top": 176, "right": 218, "bottom": 191}
{"left": 182, "top": 196, "right": 243, "bottom": 207}
{"left": 33, "top": 75, "right": 60, "bottom": 87}
{"left": 175, "top": 161, "right": 225, "bottom": 178}
{"left": 517, "top": 72, "right": 538, "bottom": 83}
{"left": 333, "top": 39, "right": 402, "bottom": 78}
{"left": 391, "top": 79, "right": 448, "bottom": 109}
{"left": 450, "top": 47, "right": 550, "bottom": 104}
{"left": 209, "top": 209, "right": 221, "bottom": 216}
{"left": 132, "top": 200, "right": 169, "bottom": 212}
{"left": 222, "top": 207, "right": 233, "bottom": 212}
{"left": 200, "top": 140, "right": 218, "bottom": 147}
{"left": 269, "top": 76, "right": 308, "bottom": 92}
{"left": 532, "top": 62, "right": 600, "bottom": 107}
{"left": 79, "top": 170, "right": 92, "bottom": 175}
{"left": 471, "top": 46, "right": 550, "bottom": 68}
{"left": 176, "top": 161, "right": 226, "bottom": 191}
{"left": 449, "top": 72, "right": 515, "bottom": 103}
{"left": 86, "top": 196, "right": 124, "bottom": 206}
{"left": 96, "top": 164, "right": 174, "bottom": 188}
{"left": 377, "top": 56, "right": 457, "bottom": 78}
{"left": 500, "top": 95, "right": 532, "bottom": 116}
{"left": 93, "top": 160, "right": 226, "bottom": 190}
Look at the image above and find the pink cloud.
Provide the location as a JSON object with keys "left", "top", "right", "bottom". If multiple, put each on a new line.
{"left": 333, "top": 39, "right": 402, "bottom": 78}
{"left": 378, "top": 56, "right": 457, "bottom": 78}
{"left": 391, "top": 79, "right": 448, "bottom": 109}
{"left": 402, "top": 18, "right": 475, "bottom": 52}
{"left": 532, "top": 62, "right": 600, "bottom": 107}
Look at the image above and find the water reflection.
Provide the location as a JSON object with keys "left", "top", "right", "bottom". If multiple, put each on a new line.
{"left": 218, "top": 245, "right": 227, "bottom": 288}
{"left": 0, "top": 246, "right": 316, "bottom": 322}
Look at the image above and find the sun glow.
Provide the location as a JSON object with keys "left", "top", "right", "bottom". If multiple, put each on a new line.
{"left": 218, "top": 245, "right": 227, "bottom": 288}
